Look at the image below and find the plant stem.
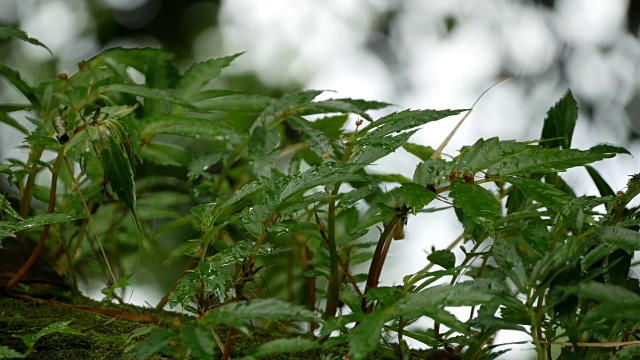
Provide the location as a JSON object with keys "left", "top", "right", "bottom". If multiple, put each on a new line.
{"left": 221, "top": 327, "right": 235, "bottom": 360}
{"left": 6, "top": 146, "right": 63, "bottom": 290}
{"left": 324, "top": 187, "right": 341, "bottom": 319}
{"left": 361, "top": 215, "right": 400, "bottom": 313}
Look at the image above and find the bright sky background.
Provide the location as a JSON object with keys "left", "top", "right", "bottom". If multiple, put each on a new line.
{"left": 2, "top": 0, "right": 640, "bottom": 358}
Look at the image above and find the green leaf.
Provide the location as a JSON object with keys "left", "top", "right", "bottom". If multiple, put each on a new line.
{"left": 540, "top": 90, "right": 578, "bottom": 149}
{"left": 486, "top": 147, "right": 617, "bottom": 176}
{"left": 492, "top": 238, "right": 527, "bottom": 292}
{"left": 102, "top": 134, "right": 137, "bottom": 217}
{"left": 403, "top": 143, "right": 436, "bottom": 161}
{"left": 14, "top": 321, "right": 82, "bottom": 349}
{"left": 175, "top": 53, "right": 242, "bottom": 101}
{"left": 128, "top": 329, "right": 177, "bottom": 360}
{"left": 298, "top": 98, "right": 390, "bottom": 122}
{"left": 180, "top": 323, "right": 216, "bottom": 359}
{"left": 505, "top": 177, "right": 572, "bottom": 212}
{"left": 0, "top": 345, "right": 24, "bottom": 359}
{"left": 560, "top": 281, "right": 640, "bottom": 305}
{"left": 611, "top": 346, "right": 640, "bottom": 360}
{"left": 455, "top": 138, "right": 528, "bottom": 173}
{"left": 260, "top": 90, "right": 324, "bottom": 117}
{"left": 348, "top": 309, "right": 388, "bottom": 360}
{"left": 241, "top": 338, "right": 322, "bottom": 359}
{"left": 522, "top": 220, "right": 550, "bottom": 254}
{"left": 585, "top": 165, "right": 615, "bottom": 197}
{"left": 449, "top": 179, "right": 501, "bottom": 235}
{"left": 427, "top": 249, "right": 456, "bottom": 270}
{"left": 0, "top": 26, "right": 51, "bottom": 54}
{"left": 0, "top": 64, "right": 40, "bottom": 108}
{"left": 348, "top": 131, "right": 416, "bottom": 167}
{"left": 361, "top": 109, "right": 465, "bottom": 140}
{"left": 280, "top": 162, "right": 367, "bottom": 201}
{"left": 413, "top": 159, "right": 452, "bottom": 186}
{"left": 0, "top": 213, "right": 87, "bottom": 235}
{"left": 99, "top": 103, "right": 139, "bottom": 119}
{"left": 102, "top": 84, "right": 192, "bottom": 108}
{"left": 597, "top": 226, "right": 640, "bottom": 252}
{"left": 141, "top": 141, "right": 192, "bottom": 167}
{"left": 242, "top": 204, "right": 270, "bottom": 238}
{"left": 202, "top": 299, "right": 320, "bottom": 329}
{"left": 0, "top": 193, "right": 22, "bottom": 220}
{"left": 0, "top": 111, "right": 29, "bottom": 135}
{"left": 286, "top": 115, "right": 333, "bottom": 158}
{"left": 399, "top": 182, "right": 436, "bottom": 214}
{"left": 188, "top": 150, "right": 230, "bottom": 179}
{"left": 248, "top": 126, "right": 280, "bottom": 178}
{"left": 142, "top": 115, "right": 235, "bottom": 139}
{"left": 196, "top": 94, "right": 274, "bottom": 113}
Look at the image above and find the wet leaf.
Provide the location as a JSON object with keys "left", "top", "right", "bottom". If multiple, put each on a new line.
{"left": 506, "top": 177, "right": 572, "bottom": 212}
{"left": 175, "top": 53, "right": 242, "bottom": 101}
{"left": 493, "top": 237, "right": 527, "bottom": 292}
{"left": 450, "top": 179, "right": 501, "bottom": 235}
{"left": 102, "top": 134, "right": 137, "bottom": 217}
{"left": 241, "top": 338, "right": 322, "bottom": 359}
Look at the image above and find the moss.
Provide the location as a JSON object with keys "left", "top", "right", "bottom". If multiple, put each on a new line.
{"left": 0, "top": 295, "right": 440, "bottom": 359}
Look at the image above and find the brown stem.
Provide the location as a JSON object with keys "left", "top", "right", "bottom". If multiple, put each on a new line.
{"left": 221, "top": 327, "right": 236, "bottom": 360}
{"left": 299, "top": 240, "right": 316, "bottom": 333}
{"left": 6, "top": 147, "right": 64, "bottom": 290}
{"left": 361, "top": 216, "right": 400, "bottom": 313}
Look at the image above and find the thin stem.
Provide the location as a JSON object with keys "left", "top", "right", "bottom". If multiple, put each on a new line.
{"left": 324, "top": 190, "right": 341, "bottom": 319}
{"left": 361, "top": 216, "right": 400, "bottom": 313}
{"left": 6, "top": 146, "right": 64, "bottom": 289}
{"left": 221, "top": 327, "right": 236, "bottom": 360}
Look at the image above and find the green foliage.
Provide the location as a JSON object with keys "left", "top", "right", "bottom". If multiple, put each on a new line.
{"left": 1, "top": 26, "right": 639, "bottom": 360}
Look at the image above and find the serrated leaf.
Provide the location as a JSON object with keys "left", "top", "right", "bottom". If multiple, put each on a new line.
{"left": 337, "top": 182, "right": 380, "bottom": 209}
{"left": 202, "top": 299, "right": 320, "bottom": 328}
{"left": 286, "top": 115, "right": 333, "bottom": 158}
{"left": 493, "top": 238, "right": 527, "bottom": 292}
{"left": 347, "top": 131, "right": 415, "bottom": 167}
{"left": 522, "top": 220, "right": 550, "bottom": 254}
{"left": 413, "top": 159, "right": 452, "bottom": 186}
{"left": 248, "top": 126, "right": 280, "bottom": 178}
{"left": 0, "top": 213, "right": 87, "bottom": 234}
{"left": 0, "top": 26, "right": 51, "bottom": 54}
{"left": 298, "top": 98, "right": 390, "bottom": 122}
{"left": 399, "top": 182, "right": 436, "bottom": 214}
{"left": 597, "top": 226, "right": 640, "bottom": 252}
{"left": 541, "top": 90, "right": 578, "bottom": 149}
{"left": 242, "top": 204, "right": 270, "bottom": 238}
{"left": 560, "top": 281, "right": 640, "bottom": 305}
{"left": 142, "top": 115, "right": 234, "bottom": 139}
{"left": 280, "top": 162, "right": 367, "bottom": 201}
{"left": 175, "top": 53, "right": 242, "bottom": 101}
{"left": 487, "top": 147, "right": 618, "bottom": 176}
{"left": 455, "top": 138, "right": 528, "bottom": 173}
{"left": 102, "top": 84, "right": 192, "bottom": 108}
{"left": 102, "top": 135, "right": 137, "bottom": 216}
{"left": 260, "top": 90, "right": 324, "bottom": 118}
{"left": 180, "top": 322, "right": 215, "bottom": 359}
{"left": 450, "top": 179, "right": 501, "bottom": 235}
{"left": 427, "top": 249, "right": 456, "bottom": 270}
{"left": 361, "top": 109, "right": 465, "bottom": 140}
{"left": 0, "top": 111, "right": 29, "bottom": 135}
{"left": 128, "top": 329, "right": 177, "bottom": 360}
{"left": 241, "top": 338, "right": 321, "bottom": 359}
{"left": 0, "top": 193, "right": 22, "bottom": 220}
{"left": 196, "top": 94, "right": 274, "bottom": 112}
{"left": 0, "top": 64, "right": 40, "bottom": 107}
{"left": 506, "top": 177, "right": 572, "bottom": 212}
